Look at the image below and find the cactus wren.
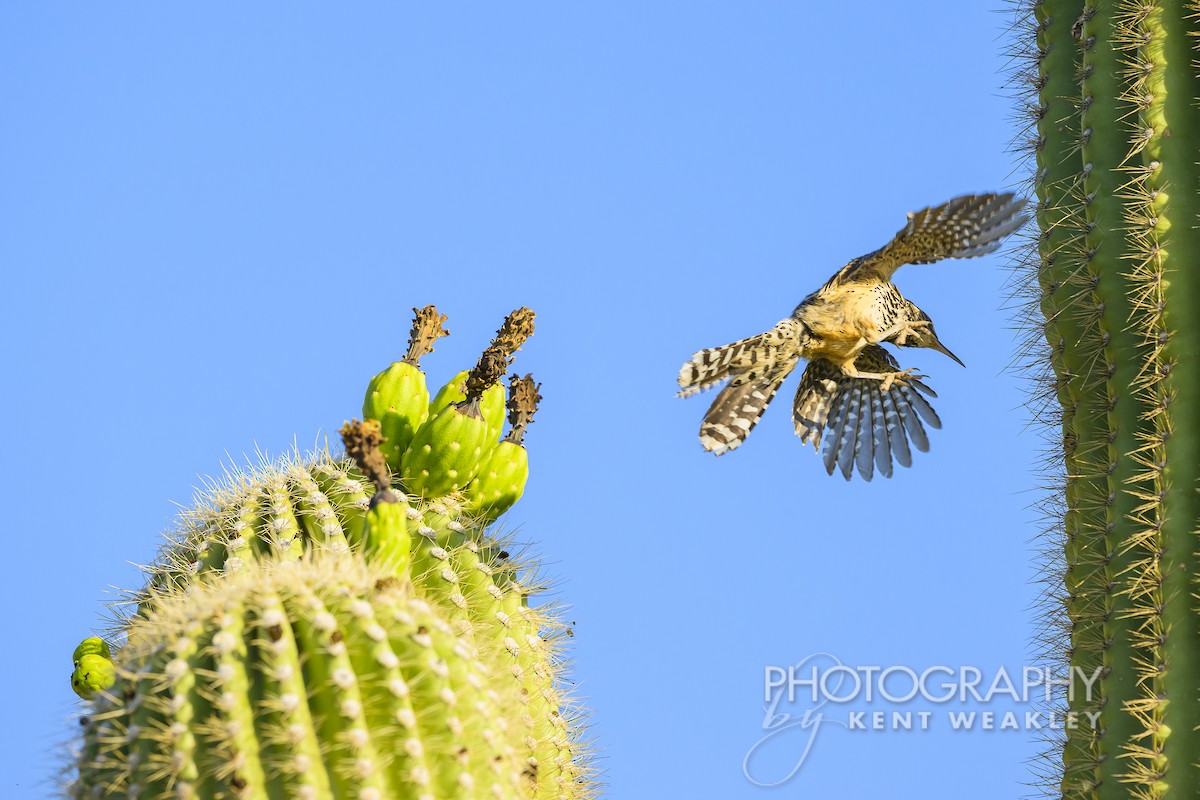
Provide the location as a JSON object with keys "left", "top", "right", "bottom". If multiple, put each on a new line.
{"left": 677, "top": 193, "right": 1028, "bottom": 479}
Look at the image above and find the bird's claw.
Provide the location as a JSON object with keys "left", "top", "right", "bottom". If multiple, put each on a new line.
{"left": 879, "top": 369, "right": 922, "bottom": 392}
{"left": 889, "top": 319, "right": 932, "bottom": 346}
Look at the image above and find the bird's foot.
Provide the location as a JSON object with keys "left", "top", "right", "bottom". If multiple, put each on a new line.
{"left": 846, "top": 367, "right": 922, "bottom": 392}
{"left": 880, "top": 319, "right": 932, "bottom": 346}
{"left": 879, "top": 369, "right": 921, "bottom": 392}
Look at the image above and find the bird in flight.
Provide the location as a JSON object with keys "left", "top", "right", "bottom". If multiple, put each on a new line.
{"left": 677, "top": 193, "right": 1028, "bottom": 480}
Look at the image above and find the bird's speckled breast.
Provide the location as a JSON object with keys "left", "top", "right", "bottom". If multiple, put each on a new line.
{"left": 793, "top": 281, "right": 902, "bottom": 362}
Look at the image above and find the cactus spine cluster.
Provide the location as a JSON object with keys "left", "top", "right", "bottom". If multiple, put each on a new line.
{"left": 1016, "top": 2, "right": 1200, "bottom": 797}
{"left": 69, "top": 307, "right": 593, "bottom": 800}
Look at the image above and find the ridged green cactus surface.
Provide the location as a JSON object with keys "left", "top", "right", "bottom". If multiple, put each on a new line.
{"left": 1017, "top": 1, "right": 1200, "bottom": 797}
{"left": 72, "top": 553, "right": 582, "bottom": 800}
{"left": 68, "top": 307, "right": 593, "bottom": 800}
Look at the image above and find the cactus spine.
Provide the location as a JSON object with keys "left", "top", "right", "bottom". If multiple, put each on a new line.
{"left": 1018, "top": 2, "right": 1200, "bottom": 796}
{"left": 69, "top": 307, "right": 592, "bottom": 800}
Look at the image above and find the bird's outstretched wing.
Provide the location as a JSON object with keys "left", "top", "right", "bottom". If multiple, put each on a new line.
{"left": 697, "top": 362, "right": 798, "bottom": 455}
{"left": 792, "top": 346, "right": 941, "bottom": 481}
{"left": 826, "top": 193, "right": 1028, "bottom": 287}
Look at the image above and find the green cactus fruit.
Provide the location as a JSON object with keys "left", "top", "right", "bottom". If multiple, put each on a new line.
{"left": 71, "top": 636, "right": 110, "bottom": 664}
{"left": 70, "top": 653, "right": 115, "bottom": 699}
{"left": 479, "top": 385, "right": 508, "bottom": 453}
{"left": 70, "top": 554, "right": 592, "bottom": 800}
{"left": 400, "top": 400, "right": 492, "bottom": 497}
{"left": 428, "top": 368, "right": 469, "bottom": 413}
{"left": 363, "top": 305, "right": 449, "bottom": 470}
{"left": 464, "top": 374, "right": 541, "bottom": 521}
{"left": 364, "top": 362, "right": 429, "bottom": 468}
{"left": 463, "top": 440, "right": 529, "bottom": 521}
{"left": 430, "top": 369, "right": 507, "bottom": 446}
{"left": 402, "top": 309, "right": 536, "bottom": 498}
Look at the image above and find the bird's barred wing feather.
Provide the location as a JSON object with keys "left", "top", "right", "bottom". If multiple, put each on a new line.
{"left": 827, "top": 193, "right": 1028, "bottom": 286}
{"left": 697, "top": 364, "right": 797, "bottom": 455}
{"left": 793, "top": 359, "right": 842, "bottom": 450}
{"left": 851, "top": 381, "right": 874, "bottom": 481}
{"left": 821, "top": 374, "right": 856, "bottom": 477}
{"left": 882, "top": 388, "right": 912, "bottom": 468}
{"left": 677, "top": 318, "right": 802, "bottom": 397}
{"left": 868, "top": 381, "right": 893, "bottom": 479}
{"left": 793, "top": 346, "right": 942, "bottom": 481}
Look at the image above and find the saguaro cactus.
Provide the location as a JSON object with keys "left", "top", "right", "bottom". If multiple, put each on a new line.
{"left": 68, "top": 307, "right": 593, "bottom": 800}
{"left": 1016, "top": 2, "right": 1200, "bottom": 797}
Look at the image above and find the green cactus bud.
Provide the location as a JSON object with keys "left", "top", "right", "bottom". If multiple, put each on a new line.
{"left": 71, "top": 636, "right": 110, "bottom": 664}
{"left": 464, "top": 374, "right": 540, "bottom": 521}
{"left": 463, "top": 440, "right": 529, "bottom": 522}
{"left": 340, "top": 417, "right": 418, "bottom": 572}
{"left": 364, "top": 306, "right": 449, "bottom": 469}
{"left": 430, "top": 369, "right": 507, "bottom": 445}
{"left": 432, "top": 308, "right": 536, "bottom": 447}
{"left": 400, "top": 400, "right": 492, "bottom": 497}
{"left": 403, "top": 309, "right": 536, "bottom": 498}
{"left": 429, "top": 368, "right": 470, "bottom": 413}
{"left": 70, "top": 653, "right": 115, "bottom": 699}
{"left": 364, "top": 362, "right": 429, "bottom": 466}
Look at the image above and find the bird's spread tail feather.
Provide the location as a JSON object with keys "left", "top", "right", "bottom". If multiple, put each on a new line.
{"left": 677, "top": 318, "right": 801, "bottom": 396}
{"left": 697, "top": 364, "right": 796, "bottom": 455}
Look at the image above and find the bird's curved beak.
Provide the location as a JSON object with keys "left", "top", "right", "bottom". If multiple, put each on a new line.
{"left": 931, "top": 338, "right": 966, "bottom": 367}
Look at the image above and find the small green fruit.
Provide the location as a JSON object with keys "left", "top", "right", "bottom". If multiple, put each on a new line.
{"left": 463, "top": 440, "right": 529, "bottom": 521}
{"left": 71, "top": 654, "right": 115, "bottom": 699}
{"left": 363, "top": 361, "right": 430, "bottom": 470}
{"left": 71, "top": 636, "right": 110, "bottom": 664}
{"left": 400, "top": 402, "right": 491, "bottom": 497}
{"left": 430, "top": 370, "right": 506, "bottom": 446}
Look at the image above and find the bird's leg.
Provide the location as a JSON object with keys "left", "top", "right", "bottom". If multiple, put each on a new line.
{"left": 842, "top": 364, "right": 921, "bottom": 392}
{"left": 874, "top": 318, "right": 932, "bottom": 346}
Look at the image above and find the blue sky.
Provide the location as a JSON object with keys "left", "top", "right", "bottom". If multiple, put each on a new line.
{"left": 2, "top": 4, "right": 1054, "bottom": 797}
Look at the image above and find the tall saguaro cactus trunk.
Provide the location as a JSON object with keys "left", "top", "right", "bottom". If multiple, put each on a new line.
{"left": 1020, "top": 1, "right": 1200, "bottom": 797}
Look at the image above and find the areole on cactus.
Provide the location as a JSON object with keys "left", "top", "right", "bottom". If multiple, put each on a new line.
{"left": 1016, "top": 1, "right": 1200, "bottom": 797}
{"left": 68, "top": 306, "right": 593, "bottom": 800}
